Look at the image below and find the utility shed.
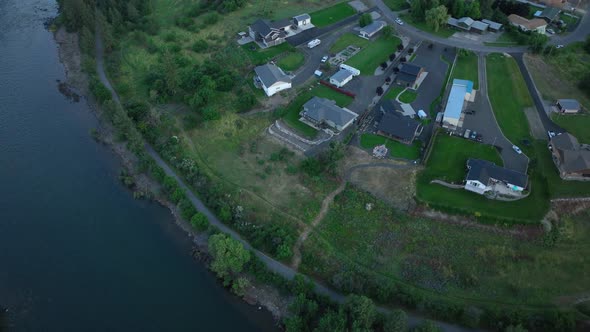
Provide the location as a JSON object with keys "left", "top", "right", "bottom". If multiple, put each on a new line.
{"left": 556, "top": 99, "right": 581, "bottom": 113}
{"left": 329, "top": 69, "right": 354, "bottom": 88}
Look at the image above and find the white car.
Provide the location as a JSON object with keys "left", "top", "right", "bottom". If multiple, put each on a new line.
{"left": 556, "top": 44, "right": 564, "bottom": 49}
{"left": 395, "top": 18, "right": 404, "bottom": 25}
{"left": 547, "top": 130, "right": 556, "bottom": 139}
{"left": 321, "top": 55, "right": 328, "bottom": 63}
{"left": 546, "top": 29, "right": 555, "bottom": 35}
{"left": 512, "top": 145, "right": 522, "bottom": 154}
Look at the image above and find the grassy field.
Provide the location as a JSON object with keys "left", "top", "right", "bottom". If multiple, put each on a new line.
{"left": 277, "top": 52, "right": 305, "bottom": 71}
{"left": 486, "top": 53, "right": 533, "bottom": 145}
{"left": 283, "top": 84, "right": 354, "bottom": 137}
{"left": 399, "top": 90, "right": 417, "bottom": 103}
{"left": 384, "top": 85, "right": 404, "bottom": 100}
{"left": 383, "top": 0, "right": 410, "bottom": 11}
{"left": 450, "top": 52, "right": 479, "bottom": 90}
{"left": 310, "top": 2, "right": 356, "bottom": 28}
{"left": 329, "top": 33, "right": 370, "bottom": 53}
{"left": 346, "top": 35, "right": 401, "bottom": 75}
{"left": 360, "top": 133, "right": 422, "bottom": 159}
{"left": 242, "top": 43, "right": 295, "bottom": 66}
{"left": 399, "top": 14, "right": 455, "bottom": 38}
{"left": 416, "top": 133, "right": 549, "bottom": 223}
{"left": 551, "top": 113, "right": 590, "bottom": 143}
{"left": 300, "top": 186, "right": 590, "bottom": 311}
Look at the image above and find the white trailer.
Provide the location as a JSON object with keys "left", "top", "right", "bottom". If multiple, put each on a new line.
{"left": 307, "top": 39, "right": 321, "bottom": 48}
{"left": 339, "top": 64, "right": 360, "bottom": 76}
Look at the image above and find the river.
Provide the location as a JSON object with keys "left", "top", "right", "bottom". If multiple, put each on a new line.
{"left": 0, "top": 1, "right": 277, "bottom": 331}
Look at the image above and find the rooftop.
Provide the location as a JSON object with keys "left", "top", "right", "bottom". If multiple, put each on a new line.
{"left": 293, "top": 13, "right": 311, "bottom": 21}
{"left": 481, "top": 19, "right": 502, "bottom": 30}
{"left": 400, "top": 63, "right": 423, "bottom": 76}
{"left": 557, "top": 99, "right": 581, "bottom": 110}
{"left": 330, "top": 68, "right": 354, "bottom": 83}
{"left": 254, "top": 63, "right": 291, "bottom": 87}
{"left": 360, "top": 21, "right": 386, "bottom": 35}
{"left": 508, "top": 14, "right": 547, "bottom": 30}
{"left": 302, "top": 96, "right": 358, "bottom": 128}
{"left": 377, "top": 112, "right": 421, "bottom": 141}
{"left": 471, "top": 20, "right": 489, "bottom": 31}
{"left": 540, "top": 6, "right": 561, "bottom": 20}
{"left": 443, "top": 79, "right": 473, "bottom": 121}
{"left": 467, "top": 159, "right": 528, "bottom": 188}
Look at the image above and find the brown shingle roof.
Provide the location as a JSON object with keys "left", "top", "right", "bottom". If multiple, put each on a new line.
{"left": 508, "top": 14, "right": 547, "bottom": 30}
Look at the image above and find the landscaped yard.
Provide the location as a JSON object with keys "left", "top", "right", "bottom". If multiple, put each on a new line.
{"left": 345, "top": 35, "right": 401, "bottom": 75}
{"left": 329, "top": 33, "right": 370, "bottom": 53}
{"left": 534, "top": 141, "right": 590, "bottom": 197}
{"left": 384, "top": 85, "right": 404, "bottom": 100}
{"left": 399, "top": 14, "right": 455, "bottom": 38}
{"left": 277, "top": 52, "right": 305, "bottom": 71}
{"left": 309, "top": 2, "right": 356, "bottom": 28}
{"left": 551, "top": 113, "right": 590, "bottom": 143}
{"left": 300, "top": 185, "right": 590, "bottom": 313}
{"left": 282, "top": 84, "right": 354, "bottom": 138}
{"left": 383, "top": 0, "right": 410, "bottom": 11}
{"left": 360, "top": 133, "right": 422, "bottom": 159}
{"left": 416, "top": 132, "right": 549, "bottom": 223}
{"left": 450, "top": 52, "right": 479, "bottom": 89}
{"left": 242, "top": 42, "right": 295, "bottom": 66}
{"left": 486, "top": 53, "right": 533, "bottom": 145}
{"left": 398, "top": 89, "right": 417, "bottom": 103}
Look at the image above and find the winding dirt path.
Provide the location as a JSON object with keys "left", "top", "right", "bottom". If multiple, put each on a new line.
{"left": 291, "top": 181, "right": 347, "bottom": 269}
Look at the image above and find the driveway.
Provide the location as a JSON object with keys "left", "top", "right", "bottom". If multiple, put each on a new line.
{"left": 460, "top": 54, "right": 529, "bottom": 173}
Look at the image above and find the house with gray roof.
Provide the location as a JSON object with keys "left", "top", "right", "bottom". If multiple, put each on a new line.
{"left": 395, "top": 63, "right": 424, "bottom": 88}
{"left": 556, "top": 99, "right": 581, "bottom": 113}
{"left": 248, "top": 19, "right": 289, "bottom": 47}
{"left": 538, "top": 6, "right": 561, "bottom": 23}
{"left": 464, "top": 159, "right": 529, "bottom": 195}
{"left": 329, "top": 69, "right": 354, "bottom": 88}
{"left": 550, "top": 133, "right": 590, "bottom": 179}
{"left": 448, "top": 16, "right": 490, "bottom": 33}
{"left": 376, "top": 112, "right": 423, "bottom": 145}
{"left": 300, "top": 97, "right": 358, "bottom": 131}
{"left": 482, "top": 19, "right": 503, "bottom": 32}
{"left": 254, "top": 63, "right": 292, "bottom": 97}
{"left": 359, "top": 21, "right": 386, "bottom": 39}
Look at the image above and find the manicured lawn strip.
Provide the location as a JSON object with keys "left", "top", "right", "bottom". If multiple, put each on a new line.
{"left": 399, "top": 14, "right": 455, "bottom": 38}
{"left": 283, "top": 85, "right": 353, "bottom": 138}
{"left": 399, "top": 90, "right": 417, "bottom": 103}
{"left": 277, "top": 52, "right": 305, "bottom": 71}
{"left": 409, "top": 53, "right": 416, "bottom": 62}
{"left": 486, "top": 53, "right": 533, "bottom": 144}
{"left": 360, "top": 133, "right": 422, "bottom": 159}
{"left": 551, "top": 113, "right": 590, "bottom": 144}
{"left": 383, "top": 0, "right": 410, "bottom": 11}
{"left": 417, "top": 134, "right": 549, "bottom": 223}
{"left": 535, "top": 141, "right": 590, "bottom": 197}
{"left": 450, "top": 53, "right": 479, "bottom": 89}
{"left": 384, "top": 85, "right": 404, "bottom": 100}
{"left": 329, "top": 33, "right": 370, "bottom": 53}
{"left": 345, "top": 36, "right": 401, "bottom": 75}
{"left": 310, "top": 2, "right": 356, "bottom": 28}
{"left": 242, "top": 42, "right": 294, "bottom": 65}
{"left": 559, "top": 13, "right": 579, "bottom": 26}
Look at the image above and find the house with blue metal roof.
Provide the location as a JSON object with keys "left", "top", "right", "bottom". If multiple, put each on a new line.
{"left": 442, "top": 79, "right": 474, "bottom": 130}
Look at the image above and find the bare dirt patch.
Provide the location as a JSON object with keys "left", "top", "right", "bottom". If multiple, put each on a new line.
{"left": 348, "top": 166, "right": 418, "bottom": 211}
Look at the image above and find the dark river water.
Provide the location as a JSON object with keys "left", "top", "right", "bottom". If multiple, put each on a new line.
{"left": 0, "top": 1, "right": 277, "bottom": 331}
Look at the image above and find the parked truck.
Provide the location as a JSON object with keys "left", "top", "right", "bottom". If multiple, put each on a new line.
{"left": 307, "top": 39, "right": 321, "bottom": 49}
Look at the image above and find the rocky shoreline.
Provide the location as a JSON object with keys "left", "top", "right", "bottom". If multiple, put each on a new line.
{"left": 53, "top": 27, "right": 289, "bottom": 322}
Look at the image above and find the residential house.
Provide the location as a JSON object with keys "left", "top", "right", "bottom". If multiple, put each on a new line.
{"left": 249, "top": 19, "right": 289, "bottom": 47}
{"left": 508, "top": 14, "right": 547, "bottom": 34}
{"left": 464, "top": 159, "right": 529, "bottom": 195}
{"left": 538, "top": 6, "right": 561, "bottom": 23}
{"left": 447, "top": 17, "right": 475, "bottom": 30}
{"left": 376, "top": 112, "right": 423, "bottom": 145}
{"left": 550, "top": 133, "right": 590, "bottom": 179}
{"left": 395, "top": 63, "right": 424, "bottom": 88}
{"left": 329, "top": 69, "right": 354, "bottom": 88}
{"left": 442, "top": 79, "right": 474, "bottom": 130}
{"left": 470, "top": 20, "right": 489, "bottom": 33}
{"left": 300, "top": 97, "right": 358, "bottom": 131}
{"left": 482, "top": 19, "right": 503, "bottom": 32}
{"left": 359, "top": 21, "right": 386, "bottom": 39}
{"left": 254, "top": 63, "right": 292, "bottom": 97}
{"left": 556, "top": 99, "right": 581, "bottom": 113}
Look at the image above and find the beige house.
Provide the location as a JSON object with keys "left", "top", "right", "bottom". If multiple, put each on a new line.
{"left": 550, "top": 133, "right": 590, "bottom": 180}
{"left": 508, "top": 14, "right": 547, "bottom": 34}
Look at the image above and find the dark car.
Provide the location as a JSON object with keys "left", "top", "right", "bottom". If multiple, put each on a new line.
{"left": 465, "top": 109, "right": 475, "bottom": 115}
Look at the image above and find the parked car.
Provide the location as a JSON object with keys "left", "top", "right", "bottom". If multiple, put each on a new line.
{"left": 463, "top": 129, "right": 471, "bottom": 139}
{"left": 321, "top": 55, "right": 328, "bottom": 63}
{"left": 464, "top": 109, "right": 475, "bottom": 115}
{"left": 476, "top": 134, "right": 483, "bottom": 142}
{"left": 547, "top": 130, "right": 556, "bottom": 139}
{"left": 395, "top": 18, "right": 404, "bottom": 25}
{"left": 546, "top": 29, "right": 555, "bottom": 35}
{"left": 470, "top": 131, "right": 477, "bottom": 139}
{"left": 556, "top": 44, "right": 564, "bottom": 49}
{"left": 307, "top": 39, "right": 321, "bottom": 49}
{"left": 512, "top": 145, "right": 522, "bottom": 154}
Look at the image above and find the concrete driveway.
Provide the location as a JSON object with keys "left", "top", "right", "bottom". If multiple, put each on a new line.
{"left": 460, "top": 54, "right": 529, "bottom": 173}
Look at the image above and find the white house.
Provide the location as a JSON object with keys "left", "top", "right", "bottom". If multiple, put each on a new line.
{"left": 293, "top": 14, "right": 311, "bottom": 27}
{"left": 464, "top": 159, "right": 528, "bottom": 195}
{"left": 254, "top": 63, "right": 292, "bottom": 97}
{"left": 329, "top": 69, "right": 354, "bottom": 88}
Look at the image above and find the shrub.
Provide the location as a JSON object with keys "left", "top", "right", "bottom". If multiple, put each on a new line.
{"left": 191, "top": 39, "right": 209, "bottom": 53}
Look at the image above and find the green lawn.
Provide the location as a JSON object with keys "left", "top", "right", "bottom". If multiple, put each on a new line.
{"left": 242, "top": 42, "right": 295, "bottom": 65}
{"left": 329, "top": 33, "right": 370, "bottom": 54}
{"left": 283, "top": 85, "right": 354, "bottom": 138}
{"left": 345, "top": 35, "right": 401, "bottom": 75}
{"left": 399, "top": 90, "right": 417, "bottom": 103}
{"left": 360, "top": 133, "right": 422, "bottom": 159}
{"left": 399, "top": 14, "right": 455, "bottom": 38}
{"left": 450, "top": 52, "right": 479, "bottom": 90}
{"left": 486, "top": 53, "right": 533, "bottom": 145}
{"left": 551, "top": 113, "right": 590, "bottom": 144}
{"left": 310, "top": 2, "right": 356, "bottom": 28}
{"left": 560, "top": 13, "right": 580, "bottom": 26}
{"left": 300, "top": 186, "right": 590, "bottom": 313}
{"left": 484, "top": 32, "right": 519, "bottom": 47}
{"left": 384, "top": 86, "right": 404, "bottom": 100}
{"left": 417, "top": 133, "right": 549, "bottom": 223}
{"left": 277, "top": 52, "right": 305, "bottom": 71}
{"left": 383, "top": 0, "right": 410, "bottom": 11}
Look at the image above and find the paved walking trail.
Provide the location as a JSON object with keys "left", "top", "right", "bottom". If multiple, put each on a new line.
{"left": 95, "top": 24, "right": 472, "bottom": 332}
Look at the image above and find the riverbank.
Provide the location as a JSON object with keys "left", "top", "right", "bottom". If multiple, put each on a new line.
{"left": 53, "top": 26, "right": 289, "bottom": 321}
